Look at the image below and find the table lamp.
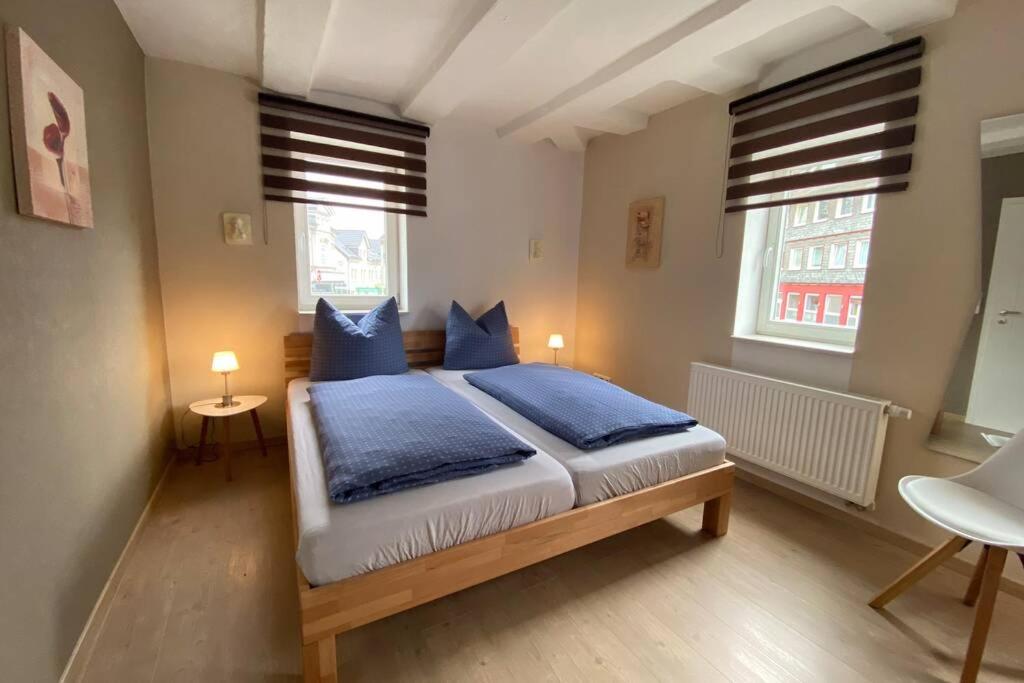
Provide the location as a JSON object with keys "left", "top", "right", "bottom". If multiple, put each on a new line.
{"left": 547, "top": 334, "right": 564, "bottom": 365}
{"left": 211, "top": 351, "right": 240, "bottom": 408}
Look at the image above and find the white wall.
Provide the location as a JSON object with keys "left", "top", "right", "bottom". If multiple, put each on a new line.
{"left": 146, "top": 59, "right": 584, "bottom": 445}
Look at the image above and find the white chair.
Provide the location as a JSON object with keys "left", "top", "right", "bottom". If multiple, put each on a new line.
{"left": 869, "top": 429, "right": 1024, "bottom": 683}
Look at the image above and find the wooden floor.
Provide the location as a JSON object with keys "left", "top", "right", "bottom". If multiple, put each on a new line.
{"left": 76, "top": 447, "right": 1024, "bottom": 682}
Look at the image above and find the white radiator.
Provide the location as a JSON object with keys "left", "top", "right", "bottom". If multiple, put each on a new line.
{"left": 688, "top": 362, "right": 891, "bottom": 507}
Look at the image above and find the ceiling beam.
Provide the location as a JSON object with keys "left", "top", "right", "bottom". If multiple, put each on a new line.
{"left": 261, "top": 0, "right": 334, "bottom": 97}
{"left": 400, "top": 0, "right": 571, "bottom": 123}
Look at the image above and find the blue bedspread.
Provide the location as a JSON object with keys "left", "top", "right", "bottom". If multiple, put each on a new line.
{"left": 308, "top": 374, "right": 535, "bottom": 504}
{"left": 465, "top": 363, "right": 698, "bottom": 450}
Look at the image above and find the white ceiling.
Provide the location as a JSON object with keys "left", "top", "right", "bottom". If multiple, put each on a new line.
{"left": 114, "top": 0, "right": 958, "bottom": 151}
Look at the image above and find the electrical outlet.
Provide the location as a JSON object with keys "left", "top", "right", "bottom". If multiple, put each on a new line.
{"left": 529, "top": 239, "right": 544, "bottom": 261}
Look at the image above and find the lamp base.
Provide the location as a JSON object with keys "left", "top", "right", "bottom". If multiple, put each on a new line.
{"left": 217, "top": 395, "right": 240, "bottom": 409}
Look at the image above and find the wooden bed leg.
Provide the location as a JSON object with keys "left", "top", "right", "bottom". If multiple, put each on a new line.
{"left": 702, "top": 490, "right": 732, "bottom": 537}
{"left": 302, "top": 636, "right": 338, "bottom": 683}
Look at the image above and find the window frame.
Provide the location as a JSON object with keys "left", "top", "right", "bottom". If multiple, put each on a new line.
{"left": 828, "top": 242, "right": 848, "bottom": 269}
{"left": 823, "top": 294, "right": 843, "bottom": 325}
{"left": 754, "top": 206, "right": 857, "bottom": 345}
{"left": 861, "top": 194, "right": 876, "bottom": 213}
{"left": 788, "top": 247, "right": 803, "bottom": 271}
{"left": 853, "top": 239, "right": 870, "bottom": 269}
{"left": 847, "top": 296, "right": 862, "bottom": 328}
{"left": 293, "top": 206, "right": 408, "bottom": 314}
{"left": 801, "top": 293, "right": 820, "bottom": 323}
{"left": 792, "top": 203, "right": 809, "bottom": 226}
{"left": 835, "top": 196, "right": 855, "bottom": 218}
{"left": 783, "top": 292, "right": 800, "bottom": 321}
{"left": 813, "top": 201, "right": 829, "bottom": 222}
{"left": 807, "top": 245, "right": 824, "bottom": 270}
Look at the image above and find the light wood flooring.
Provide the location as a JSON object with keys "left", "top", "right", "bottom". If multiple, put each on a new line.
{"left": 75, "top": 447, "right": 1024, "bottom": 682}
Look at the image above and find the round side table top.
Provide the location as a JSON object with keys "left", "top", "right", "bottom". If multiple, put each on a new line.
{"left": 189, "top": 395, "right": 267, "bottom": 418}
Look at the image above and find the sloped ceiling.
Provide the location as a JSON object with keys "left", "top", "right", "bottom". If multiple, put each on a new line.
{"left": 114, "top": 0, "right": 958, "bottom": 150}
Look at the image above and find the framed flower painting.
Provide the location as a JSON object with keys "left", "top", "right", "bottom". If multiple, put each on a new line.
{"left": 6, "top": 27, "right": 93, "bottom": 228}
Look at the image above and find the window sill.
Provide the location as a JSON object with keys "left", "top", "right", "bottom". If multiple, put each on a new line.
{"left": 731, "top": 333, "right": 855, "bottom": 356}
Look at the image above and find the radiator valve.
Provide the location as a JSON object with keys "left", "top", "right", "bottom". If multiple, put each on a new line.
{"left": 884, "top": 404, "right": 913, "bottom": 420}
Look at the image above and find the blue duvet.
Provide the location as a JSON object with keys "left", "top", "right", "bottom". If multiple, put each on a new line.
{"left": 308, "top": 374, "right": 535, "bottom": 504}
{"left": 465, "top": 363, "right": 698, "bottom": 450}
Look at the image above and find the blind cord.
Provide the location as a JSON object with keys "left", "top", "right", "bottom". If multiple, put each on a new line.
{"left": 715, "top": 112, "right": 736, "bottom": 260}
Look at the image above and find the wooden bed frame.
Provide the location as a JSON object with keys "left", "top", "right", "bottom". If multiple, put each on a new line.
{"left": 284, "top": 328, "right": 735, "bottom": 682}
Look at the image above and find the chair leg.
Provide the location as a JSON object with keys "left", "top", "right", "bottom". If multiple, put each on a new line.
{"left": 961, "top": 546, "right": 1007, "bottom": 683}
{"left": 963, "top": 545, "right": 991, "bottom": 607}
{"left": 870, "top": 536, "right": 970, "bottom": 609}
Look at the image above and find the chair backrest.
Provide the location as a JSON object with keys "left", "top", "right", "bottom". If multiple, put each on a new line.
{"left": 953, "top": 429, "right": 1024, "bottom": 507}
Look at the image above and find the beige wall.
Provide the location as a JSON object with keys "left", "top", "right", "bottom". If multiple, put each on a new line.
{"left": 145, "top": 59, "right": 584, "bottom": 446}
{"left": 575, "top": 0, "right": 1024, "bottom": 581}
{"left": 0, "top": 1, "right": 172, "bottom": 680}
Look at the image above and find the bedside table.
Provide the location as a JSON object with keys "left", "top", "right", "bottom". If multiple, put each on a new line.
{"left": 189, "top": 395, "right": 268, "bottom": 481}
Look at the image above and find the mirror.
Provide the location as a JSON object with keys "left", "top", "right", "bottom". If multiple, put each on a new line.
{"left": 931, "top": 113, "right": 1024, "bottom": 462}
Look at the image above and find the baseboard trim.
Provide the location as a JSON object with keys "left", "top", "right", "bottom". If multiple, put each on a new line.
{"left": 58, "top": 453, "right": 176, "bottom": 683}
{"left": 736, "top": 469, "right": 1024, "bottom": 600}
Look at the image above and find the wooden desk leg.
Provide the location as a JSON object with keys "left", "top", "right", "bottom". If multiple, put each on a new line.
{"left": 961, "top": 546, "right": 1007, "bottom": 683}
{"left": 223, "top": 415, "right": 233, "bottom": 482}
{"left": 251, "top": 409, "right": 268, "bottom": 458}
{"left": 196, "top": 416, "right": 210, "bottom": 466}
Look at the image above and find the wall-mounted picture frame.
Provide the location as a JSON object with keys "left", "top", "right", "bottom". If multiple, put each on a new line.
{"left": 6, "top": 27, "right": 94, "bottom": 228}
{"left": 625, "top": 196, "right": 664, "bottom": 269}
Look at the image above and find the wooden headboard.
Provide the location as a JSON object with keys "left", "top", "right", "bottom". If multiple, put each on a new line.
{"left": 284, "top": 327, "right": 520, "bottom": 384}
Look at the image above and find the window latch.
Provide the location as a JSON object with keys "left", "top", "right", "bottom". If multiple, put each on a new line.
{"left": 763, "top": 246, "right": 775, "bottom": 270}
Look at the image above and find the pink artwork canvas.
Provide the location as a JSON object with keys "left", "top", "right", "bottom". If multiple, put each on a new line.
{"left": 6, "top": 27, "right": 93, "bottom": 228}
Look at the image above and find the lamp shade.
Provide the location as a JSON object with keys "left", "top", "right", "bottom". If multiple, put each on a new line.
{"left": 547, "top": 334, "right": 565, "bottom": 350}
{"left": 211, "top": 351, "right": 239, "bottom": 373}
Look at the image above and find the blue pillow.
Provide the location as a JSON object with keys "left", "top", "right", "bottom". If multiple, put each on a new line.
{"left": 443, "top": 300, "right": 519, "bottom": 370}
{"left": 310, "top": 297, "right": 408, "bottom": 381}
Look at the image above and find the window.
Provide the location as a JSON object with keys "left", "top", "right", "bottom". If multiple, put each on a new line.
{"left": 854, "top": 240, "right": 870, "bottom": 268}
{"left": 802, "top": 294, "right": 820, "bottom": 323}
{"left": 788, "top": 248, "right": 803, "bottom": 271}
{"left": 823, "top": 295, "right": 843, "bottom": 325}
{"left": 807, "top": 245, "right": 823, "bottom": 270}
{"left": 847, "top": 297, "right": 862, "bottom": 328}
{"left": 784, "top": 293, "right": 800, "bottom": 321}
{"left": 828, "top": 243, "right": 847, "bottom": 269}
{"left": 737, "top": 135, "right": 880, "bottom": 347}
{"left": 835, "top": 196, "right": 855, "bottom": 217}
{"left": 813, "top": 201, "right": 829, "bottom": 222}
{"left": 861, "top": 194, "right": 876, "bottom": 213}
{"left": 294, "top": 204, "right": 407, "bottom": 313}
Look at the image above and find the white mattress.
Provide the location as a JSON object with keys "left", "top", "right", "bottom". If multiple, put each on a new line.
{"left": 428, "top": 368, "right": 727, "bottom": 505}
{"left": 287, "top": 376, "right": 576, "bottom": 586}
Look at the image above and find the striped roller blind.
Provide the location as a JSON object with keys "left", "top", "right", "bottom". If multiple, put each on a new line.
{"left": 724, "top": 37, "right": 924, "bottom": 214}
{"left": 259, "top": 92, "right": 429, "bottom": 217}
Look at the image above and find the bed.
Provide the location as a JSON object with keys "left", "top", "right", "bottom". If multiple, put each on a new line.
{"left": 284, "top": 328, "right": 734, "bottom": 682}
{"left": 428, "top": 367, "right": 727, "bottom": 505}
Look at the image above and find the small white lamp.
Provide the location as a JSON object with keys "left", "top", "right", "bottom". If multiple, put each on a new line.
{"left": 547, "top": 334, "right": 565, "bottom": 365}
{"left": 211, "top": 351, "right": 240, "bottom": 408}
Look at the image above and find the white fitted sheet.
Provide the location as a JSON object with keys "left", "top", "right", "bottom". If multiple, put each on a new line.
{"left": 287, "top": 376, "right": 576, "bottom": 586}
{"left": 428, "top": 368, "right": 727, "bottom": 505}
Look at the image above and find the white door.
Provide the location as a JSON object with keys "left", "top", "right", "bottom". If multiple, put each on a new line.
{"left": 967, "top": 197, "right": 1024, "bottom": 433}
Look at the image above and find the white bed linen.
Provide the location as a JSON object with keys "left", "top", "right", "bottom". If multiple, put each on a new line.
{"left": 428, "top": 368, "right": 727, "bottom": 505}
{"left": 288, "top": 376, "right": 576, "bottom": 586}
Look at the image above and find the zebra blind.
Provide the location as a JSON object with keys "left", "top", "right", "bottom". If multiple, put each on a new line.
{"left": 724, "top": 37, "right": 924, "bottom": 214}
{"left": 259, "top": 92, "right": 429, "bottom": 217}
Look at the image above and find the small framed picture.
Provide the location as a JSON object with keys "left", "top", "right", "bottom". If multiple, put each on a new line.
{"left": 625, "top": 196, "right": 664, "bottom": 269}
{"left": 222, "top": 212, "right": 253, "bottom": 246}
